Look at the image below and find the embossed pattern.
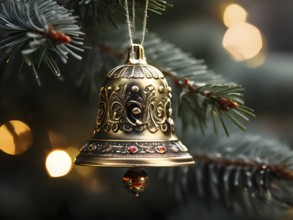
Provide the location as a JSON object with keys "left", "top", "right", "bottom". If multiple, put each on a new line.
{"left": 95, "top": 65, "right": 175, "bottom": 134}
{"left": 107, "top": 64, "right": 165, "bottom": 79}
{"left": 81, "top": 140, "right": 188, "bottom": 155}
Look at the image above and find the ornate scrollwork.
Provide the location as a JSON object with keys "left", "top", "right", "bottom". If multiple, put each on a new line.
{"left": 95, "top": 82, "right": 174, "bottom": 134}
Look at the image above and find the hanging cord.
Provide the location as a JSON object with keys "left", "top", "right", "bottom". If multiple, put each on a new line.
{"left": 124, "top": 0, "right": 134, "bottom": 45}
{"left": 132, "top": 0, "right": 136, "bottom": 39}
{"left": 140, "top": 0, "right": 149, "bottom": 46}
{"left": 124, "top": 0, "right": 149, "bottom": 46}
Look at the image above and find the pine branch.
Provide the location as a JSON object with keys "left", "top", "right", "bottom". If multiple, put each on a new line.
{"left": 61, "top": 0, "right": 170, "bottom": 31}
{"left": 0, "top": 0, "right": 84, "bottom": 85}
{"left": 159, "top": 133, "right": 293, "bottom": 213}
{"left": 143, "top": 34, "right": 255, "bottom": 135}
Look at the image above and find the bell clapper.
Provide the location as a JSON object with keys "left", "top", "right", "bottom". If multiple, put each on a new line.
{"left": 122, "top": 168, "right": 150, "bottom": 198}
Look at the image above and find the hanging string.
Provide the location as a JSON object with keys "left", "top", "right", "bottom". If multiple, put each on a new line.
{"left": 132, "top": 0, "right": 136, "bottom": 39}
{"left": 140, "top": 0, "right": 149, "bottom": 46}
{"left": 124, "top": 0, "right": 149, "bottom": 46}
{"left": 124, "top": 0, "right": 134, "bottom": 45}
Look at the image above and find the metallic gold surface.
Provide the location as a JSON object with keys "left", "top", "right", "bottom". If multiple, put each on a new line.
{"left": 75, "top": 44, "right": 195, "bottom": 167}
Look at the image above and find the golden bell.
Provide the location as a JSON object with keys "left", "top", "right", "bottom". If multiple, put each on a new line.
{"left": 74, "top": 44, "right": 195, "bottom": 168}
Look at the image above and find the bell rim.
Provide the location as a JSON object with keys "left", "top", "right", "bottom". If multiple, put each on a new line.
{"left": 74, "top": 155, "right": 196, "bottom": 167}
{"left": 90, "top": 138, "right": 178, "bottom": 142}
{"left": 74, "top": 139, "right": 196, "bottom": 168}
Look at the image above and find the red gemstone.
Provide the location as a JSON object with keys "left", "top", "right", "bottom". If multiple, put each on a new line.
{"left": 128, "top": 146, "right": 138, "bottom": 154}
{"left": 156, "top": 145, "right": 166, "bottom": 153}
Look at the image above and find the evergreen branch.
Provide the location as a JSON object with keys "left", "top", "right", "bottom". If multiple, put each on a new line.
{"left": 0, "top": 0, "right": 84, "bottom": 85}
{"left": 61, "top": 0, "right": 170, "bottom": 30}
{"left": 162, "top": 69, "right": 255, "bottom": 135}
{"left": 143, "top": 34, "right": 255, "bottom": 135}
{"left": 160, "top": 133, "right": 293, "bottom": 213}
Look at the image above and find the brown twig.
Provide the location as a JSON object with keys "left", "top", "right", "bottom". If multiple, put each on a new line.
{"left": 195, "top": 152, "right": 293, "bottom": 181}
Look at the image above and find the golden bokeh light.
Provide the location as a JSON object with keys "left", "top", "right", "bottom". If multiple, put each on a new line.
{"left": 0, "top": 120, "right": 33, "bottom": 155}
{"left": 223, "top": 22, "right": 263, "bottom": 61}
{"left": 46, "top": 150, "right": 72, "bottom": 178}
{"left": 223, "top": 4, "right": 247, "bottom": 28}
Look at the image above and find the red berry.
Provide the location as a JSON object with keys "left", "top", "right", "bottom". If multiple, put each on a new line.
{"left": 229, "top": 102, "right": 238, "bottom": 108}
{"left": 49, "top": 30, "right": 71, "bottom": 44}
{"left": 218, "top": 98, "right": 226, "bottom": 105}
{"left": 225, "top": 98, "right": 232, "bottom": 104}
{"left": 222, "top": 104, "right": 230, "bottom": 111}
{"left": 63, "top": 35, "right": 71, "bottom": 43}
{"left": 183, "top": 77, "right": 189, "bottom": 85}
{"left": 49, "top": 30, "right": 59, "bottom": 41}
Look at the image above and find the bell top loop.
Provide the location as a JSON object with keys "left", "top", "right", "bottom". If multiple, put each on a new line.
{"left": 128, "top": 44, "right": 147, "bottom": 65}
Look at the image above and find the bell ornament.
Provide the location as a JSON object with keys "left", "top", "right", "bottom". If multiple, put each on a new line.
{"left": 74, "top": 44, "right": 195, "bottom": 168}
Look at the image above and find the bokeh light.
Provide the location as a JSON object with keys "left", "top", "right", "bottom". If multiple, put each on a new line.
{"left": 223, "top": 4, "right": 247, "bottom": 28}
{"left": 223, "top": 22, "right": 263, "bottom": 61}
{"left": 46, "top": 150, "right": 72, "bottom": 178}
{"left": 0, "top": 120, "right": 32, "bottom": 155}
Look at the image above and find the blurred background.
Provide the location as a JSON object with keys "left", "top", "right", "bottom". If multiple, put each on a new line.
{"left": 0, "top": 0, "right": 293, "bottom": 219}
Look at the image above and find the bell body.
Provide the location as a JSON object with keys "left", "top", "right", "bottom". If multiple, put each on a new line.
{"left": 75, "top": 44, "right": 195, "bottom": 167}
